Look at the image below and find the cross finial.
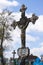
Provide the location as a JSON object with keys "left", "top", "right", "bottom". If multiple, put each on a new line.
{"left": 20, "top": 4, "right": 27, "bottom": 12}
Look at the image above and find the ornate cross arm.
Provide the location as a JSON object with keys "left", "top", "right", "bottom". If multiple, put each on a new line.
{"left": 22, "top": 18, "right": 31, "bottom": 30}
{"left": 31, "top": 14, "right": 38, "bottom": 24}
{"left": 16, "top": 20, "right": 29, "bottom": 30}
{"left": 22, "top": 14, "right": 38, "bottom": 30}
{"left": 21, "top": 18, "right": 30, "bottom": 30}
{"left": 16, "top": 21, "right": 24, "bottom": 30}
{"left": 11, "top": 20, "right": 17, "bottom": 29}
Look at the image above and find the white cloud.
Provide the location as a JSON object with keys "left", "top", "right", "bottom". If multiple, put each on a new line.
{"left": 4, "top": 51, "right": 13, "bottom": 58}
{"left": 0, "top": 0, "right": 19, "bottom": 9}
{"left": 26, "top": 34, "right": 39, "bottom": 42}
{"left": 0, "top": 9, "right": 2, "bottom": 12}
{"left": 30, "top": 42, "right": 43, "bottom": 58}
{"left": 40, "top": 42, "right": 43, "bottom": 47}
{"left": 11, "top": 12, "right": 21, "bottom": 21}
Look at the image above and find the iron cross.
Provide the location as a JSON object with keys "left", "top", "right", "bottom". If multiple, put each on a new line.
{"left": 11, "top": 4, "right": 38, "bottom": 48}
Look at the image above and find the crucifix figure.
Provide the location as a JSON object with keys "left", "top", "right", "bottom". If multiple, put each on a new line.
{"left": 11, "top": 4, "right": 38, "bottom": 48}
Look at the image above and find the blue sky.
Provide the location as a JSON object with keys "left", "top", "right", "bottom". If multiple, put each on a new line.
{"left": 0, "top": 0, "right": 43, "bottom": 58}
{"left": 7, "top": 0, "right": 43, "bottom": 15}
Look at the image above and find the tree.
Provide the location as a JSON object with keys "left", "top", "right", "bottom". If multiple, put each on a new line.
{"left": 0, "top": 10, "right": 13, "bottom": 65}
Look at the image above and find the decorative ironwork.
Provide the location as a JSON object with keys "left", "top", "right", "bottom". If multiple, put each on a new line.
{"left": 11, "top": 4, "right": 38, "bottom": 48}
